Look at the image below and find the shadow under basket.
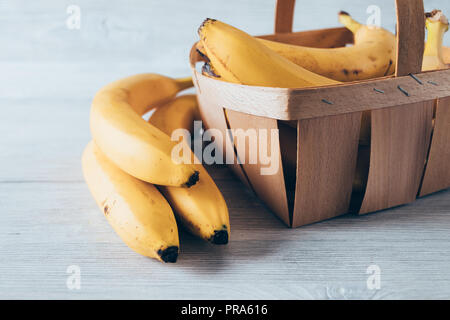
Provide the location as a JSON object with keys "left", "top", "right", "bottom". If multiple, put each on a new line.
{"left": 190, "top": 0, "right": 450, "bottom": 227}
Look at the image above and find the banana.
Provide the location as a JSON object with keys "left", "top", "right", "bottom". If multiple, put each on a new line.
{"left": 82, "top": 141, "right": 179, "bottom": 262}
{"left": 149, "top": 96, "right": 230, "bottom": 244}
{"left": 100, "top": 73, "right": 193, "bottom": 116}
{"left": 198, "top": 18, "right": 340, "bottom": 87}
{"left": 256, "top": 11, "right": 396, "bottom": 82}
{"left": 91, "top": 74, "right": 200, "bottom": 187}
{"left": 158, "top": 164, "right": 230, "bottom": 244}
{"left": 149, "top": 94, "right": 200, "bottom": 136}
{"left": 423, "top": 10, "right": 449, "bottom": 71}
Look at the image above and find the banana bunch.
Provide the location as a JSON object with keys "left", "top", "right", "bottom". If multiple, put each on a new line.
{"left": 197, "top": 13, "right": 397, "bottom": 84}
{"left": 198, "top": 10, "right": 449, "bottom": 85}
{"left": 148, "top": 95, "right": 230, "bottom": 245}
{"left": 258, "top": 12, "right": 397, "bottom": 82}
{"left": 83, "top": 74, "right": 230, "bottom": 263}
{"left": 197, "top": 18, "right": 340, "bottom": 87}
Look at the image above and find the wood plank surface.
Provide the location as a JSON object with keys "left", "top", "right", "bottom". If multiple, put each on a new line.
{"left": 1, "top": 0, "right": 450, "bottom": 300}
{"left": 1, "top": 71, "right": 449, "bottom": 299}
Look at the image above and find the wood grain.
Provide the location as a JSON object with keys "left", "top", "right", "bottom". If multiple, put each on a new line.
{"left": 292, "top": 113, "right": 361, "bottom": 227}
{"left": 420, "top": 97, "right": 450, "bottom": 196}
{"left": 190, "top": 62, "right": 450, "bottom": 121}
{"left": 225, "top": 110, "right": 290, "bottom": 226}
{"left": 359, "top": 101, "right": 434, "bottom": 214}
{"left": 274, "top": 0, "right": 296, "bottom": 33}
{"left": 395, "top": 0, "right": 425, "bottom": 76}
{"left": 358, "top": 0, "right": 428, "bottom": 215}
{"left": 258, "top": 27, "right": 353, "bottom": 48}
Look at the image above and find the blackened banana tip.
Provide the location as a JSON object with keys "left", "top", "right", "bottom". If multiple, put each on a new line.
{"left": 158, "top": 246, "right": 179, "bottom": 263}
{"left": 210, "top": 230, "right": 229, "bottom": 245}
{"left": 185, "top": 171, "right": 200, "bottom": 188}
{"left": 339, "top": 10, "right": 350, "bottom": 16}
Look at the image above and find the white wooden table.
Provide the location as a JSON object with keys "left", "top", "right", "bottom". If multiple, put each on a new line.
{"left": 1, "top": 0, "right": 450, "bottom": 299}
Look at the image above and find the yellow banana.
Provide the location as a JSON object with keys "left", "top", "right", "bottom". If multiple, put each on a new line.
{"left": 149, "top": 94, "right": 200, "bottom": 136}
{"left": 256, "top": 12, "right": 396, "bottom": 82}
{"left": 91, "top": 74, "right": 200, "bottom": 187}
{"left": 198, "top": 18, "right": 340, "bottom": 87}
{"left": 100, "top": 73, "right": 193, "bottom": 116}
{"left": 149, "top": 96, "right": 230, "bottom": 244}
{"left": 82, "top": 141, "right": 179, "bottom": 262}
{"left": 423, "top": 10, "right": 449, "bottom": 71}
{"left": 158, "top": 165, "right": 230, "bottom": 244}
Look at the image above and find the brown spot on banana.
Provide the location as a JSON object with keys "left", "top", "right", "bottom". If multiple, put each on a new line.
{"left": 101, "top": 198, "right": 116, "bottom": 216}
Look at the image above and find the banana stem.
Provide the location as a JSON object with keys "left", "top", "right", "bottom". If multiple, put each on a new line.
{"left": 338, "top": 11, "right": 362, "bottom": 34}
{"left": 175, "top": 77, "right": 194, "bottom": 91}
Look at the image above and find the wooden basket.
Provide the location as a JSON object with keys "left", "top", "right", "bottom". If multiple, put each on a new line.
{"left": 190, "top": 0, "right": 450, "bottom": 227}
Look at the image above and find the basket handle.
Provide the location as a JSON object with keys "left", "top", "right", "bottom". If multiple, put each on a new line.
{"left": 274, "top": 0, "right": 425, "bottom": 76}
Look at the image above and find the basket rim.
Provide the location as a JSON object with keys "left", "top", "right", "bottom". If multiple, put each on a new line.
{"left": 190, "top": 40, "right": 450, "bottom": 121}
